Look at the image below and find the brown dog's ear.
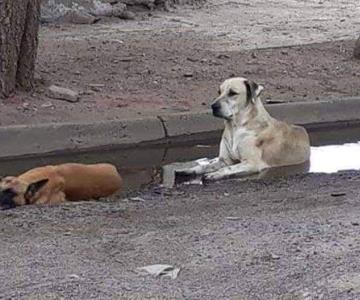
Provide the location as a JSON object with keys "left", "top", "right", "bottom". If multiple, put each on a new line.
{"left": 24, "top": 179, "right": 49, "bottom": 203}
{"left": 244, "top": 80, "right": 264, "bottom": 104}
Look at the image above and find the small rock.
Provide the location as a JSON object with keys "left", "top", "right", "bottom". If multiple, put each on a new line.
{"left": 217, "top": 54, "right": 230, "bottom": 59}
{"left": 58, "top": 10, "right": 100, "bottom": 25}
{"left": 119, "top": 57, "right": 134, "bottom": 62}
{"left": 82, "top": 90, "right": 96, "bottom": 96}
{"left": 351, "top": 222, "right": 359, "bottom": 226}
{"left": 119, "top": 11, "right": 136, "bottom": 20}
{"left": 270, "top": 254, "right": 281, "bottom": 260}
{"left": 226, "top": 217, "right": 241, "bottom": 221}
{"left": 22, "top": 102, "right": 30, "bottom": 110}
{"left": 88, "top": 83, "right": 105, "bottom": 92}
{"left": 47, "top": 85, "right": 80, "bottom": 103}
{"left": 94, "top": 2, "right": 127, "bottom": 17}
{"left": 41, "top": 102, "right": 54, "bottom": 108}
{"left": 121, "top": 0, "right": 155, "bottom": 9}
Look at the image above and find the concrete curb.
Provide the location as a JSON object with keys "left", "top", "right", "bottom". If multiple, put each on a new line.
{"left": 0, "top": 98, "right": 359, "bottom": 159}
{"left": 160, "top": 97, "right": 360, "bottom": 138}
{"left": 0, "top": 117, "right": 164, "bottom": 158}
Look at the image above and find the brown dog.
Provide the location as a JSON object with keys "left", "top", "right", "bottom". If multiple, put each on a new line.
{"left": 0, "top": 163, "right": 122, "bottom": 210}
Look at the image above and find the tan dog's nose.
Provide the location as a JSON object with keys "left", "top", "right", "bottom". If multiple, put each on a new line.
{"left": 211, "top": 102, "right": 221, "bottom": 112}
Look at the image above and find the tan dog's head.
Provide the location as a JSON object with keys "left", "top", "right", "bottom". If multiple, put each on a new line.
{"left": 211, "top": 77, "right": 264, "bottom": 121}
{"left": 0, "top": 177, "right": 48, "bottom": 210}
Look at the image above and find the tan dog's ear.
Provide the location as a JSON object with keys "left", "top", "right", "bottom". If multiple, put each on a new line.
{"left": 245, "top": 80, "right": 264, "bottom": 104}
{"left": 24, "top": 179, "right": 49, "bottom": 203}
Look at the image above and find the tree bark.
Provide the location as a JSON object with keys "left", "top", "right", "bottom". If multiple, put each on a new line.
{"left": 354, "top": 36, "right": 360, "bottom": 59}
{"left": 0, "top": 0, "right": 41, "bottom": 98}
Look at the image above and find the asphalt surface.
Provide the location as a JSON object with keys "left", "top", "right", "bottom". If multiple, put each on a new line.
{"left": 1, "top": 171, "right": 360, "bottom": 299}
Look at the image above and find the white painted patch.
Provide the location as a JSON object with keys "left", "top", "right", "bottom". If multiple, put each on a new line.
{"left": 310, "top": 141, "right": 360, "bottom": 173}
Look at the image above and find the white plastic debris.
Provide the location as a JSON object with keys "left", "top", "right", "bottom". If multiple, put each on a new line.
{"left": 138, "top": 264, "right": 180, "bottom": 279}
{"left": 226, "top": 217, "right": 241, "bottom": 221}
{"left": 128, "top": 197, "right": 145, "bottom": 202}
{"left": 67, "top": 274, "right": 80, "bottom": 280}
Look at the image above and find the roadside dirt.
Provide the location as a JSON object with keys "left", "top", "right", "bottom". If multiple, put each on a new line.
{"left": 1, "top": 171, "right": 360, "bottom": 299}
{"left": 0, "top": 0, "right": 359, "bottom": 126}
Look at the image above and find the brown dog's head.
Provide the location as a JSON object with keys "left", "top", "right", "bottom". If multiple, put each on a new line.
{"left": 0, "top": 177, "right": 49, "bottom": 210}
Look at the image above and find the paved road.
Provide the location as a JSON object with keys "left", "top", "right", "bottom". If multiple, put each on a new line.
{"left": 1, "top": 171, "right": 360, "bottom": 299}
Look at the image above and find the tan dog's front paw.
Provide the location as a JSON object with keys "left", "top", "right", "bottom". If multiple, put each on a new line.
{"left": 202, "top": 171, "right": 222, "bottom": 183}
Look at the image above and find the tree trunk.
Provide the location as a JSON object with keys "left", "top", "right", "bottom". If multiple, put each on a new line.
{"left": 354, "top": 36, "right": 360, "bottom": 59}
{"left": 0, "top": 0, "right": 41, "bottom": 98}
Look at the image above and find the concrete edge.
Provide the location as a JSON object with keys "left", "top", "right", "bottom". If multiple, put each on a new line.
{"left": 0, "top": 117, "right": 165, "bottom": 158}
{"left": 159, "top": 97, "right": 360, "bottom": 137}
{"left": 1, "top": 97, "right": 360, "bottom": 159}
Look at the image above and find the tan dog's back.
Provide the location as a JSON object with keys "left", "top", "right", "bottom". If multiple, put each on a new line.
{"left": 258, "top": 120, "right": 310, "bottom": 167}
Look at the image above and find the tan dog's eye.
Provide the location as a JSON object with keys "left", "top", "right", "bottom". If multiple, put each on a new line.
{"left": 228, "top": 89, "right": 238, "bottom": 97}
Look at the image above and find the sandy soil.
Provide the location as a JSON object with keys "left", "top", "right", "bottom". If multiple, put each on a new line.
{"left": 1, "top": 171, "right": 360, "bottom": 299}
{"left": 0, "top": 0, "right": 359, "bottom": 126}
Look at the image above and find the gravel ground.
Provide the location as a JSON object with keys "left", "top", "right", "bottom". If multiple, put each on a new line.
{"left": 1, "top": 171, "right": 360, "bottom": 299}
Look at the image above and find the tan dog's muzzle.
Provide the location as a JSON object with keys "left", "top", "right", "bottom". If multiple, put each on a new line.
{"left": 211, "top": 97, "right": 232, "bottom": 120}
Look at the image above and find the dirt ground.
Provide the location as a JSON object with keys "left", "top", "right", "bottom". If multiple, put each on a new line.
{"left": 0, "top": 0, "right": 359, "bottom": 126}
{"left": 1, "top": 171, "right": 360, "bottom": 299}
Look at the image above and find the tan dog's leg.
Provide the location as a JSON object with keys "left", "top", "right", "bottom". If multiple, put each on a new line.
{"left": 176, "top": 157, "right": 226, "bottom": 176}
{"left": 203, "top": 162, "right": 260, "bottom": 182}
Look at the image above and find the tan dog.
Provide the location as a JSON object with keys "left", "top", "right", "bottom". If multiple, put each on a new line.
{"left": 0, "top": 163, "right": 122, "bottom": 210}
{"left": 178, "top": 77, "right": 311, "bottom": 181}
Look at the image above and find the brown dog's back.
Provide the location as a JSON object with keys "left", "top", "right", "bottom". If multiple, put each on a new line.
{"left": 18, "top": 163, "right": 122, "bottom": 202}
{"left": 56, "top": 163, "right": 122, "bottom": 201}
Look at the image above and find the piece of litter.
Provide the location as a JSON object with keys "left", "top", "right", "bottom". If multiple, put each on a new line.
{"left": 331, "top": 192, "right": 346, "bottom": 197}
{"left": 183, "top": 72, "right": 193, "bottom": 78}
{"left": 68, "top": 274, "right": 80, "bottom": 280}
{"left": 224, "top": 192, "right": 230, "bottom": 197}
{"left": 265, "top": 99, "right": 286, "bottom": 104}
{"left": 182, "top": 178, "right": 203, "bottom": 186}
{"left": 226, "top": 217, "right": 241, "bottom": 221}
{"left": 138, "top": 264, "right": 180, "bottom": 279}
{"left": 270, "top": 254, "right": 281, "bottom": 260}
{"left": 129, "top": 197, "right": 145, "bottom": 202}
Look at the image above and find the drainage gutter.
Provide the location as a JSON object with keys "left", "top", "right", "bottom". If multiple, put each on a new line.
{"left": 0, "top": 97, "right": 359, "bottom": 159}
